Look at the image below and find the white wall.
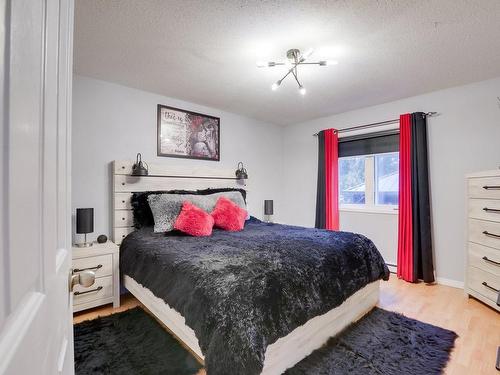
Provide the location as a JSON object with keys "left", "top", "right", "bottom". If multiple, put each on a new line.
{"left": 281, "top": 77, "right": 500, "bottom": 284}
{"left": 340, "top": 211, "right": 398, "bottom": 267}
{"left": 72, "top": 75, "right": 283, "bottom": 242}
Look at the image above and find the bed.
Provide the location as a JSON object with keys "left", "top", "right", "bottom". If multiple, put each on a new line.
{"left": 112, "top": 160, "right": 389, "bottom": 375}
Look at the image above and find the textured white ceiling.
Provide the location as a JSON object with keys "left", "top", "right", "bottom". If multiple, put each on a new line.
{"left": 74, "top": 0, "right": 500, "bottom": 126}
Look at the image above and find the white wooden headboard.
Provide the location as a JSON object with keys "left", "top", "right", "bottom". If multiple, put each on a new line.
{"left": 112, "top": 160, "right": 245, "bottom": 245}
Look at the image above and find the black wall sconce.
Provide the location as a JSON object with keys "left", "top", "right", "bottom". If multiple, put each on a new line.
{"left": 132, "top": 153, "right": 148, "bottom": 176}
{"left": 235, "top": 162, "right": 248, "bottom": 180}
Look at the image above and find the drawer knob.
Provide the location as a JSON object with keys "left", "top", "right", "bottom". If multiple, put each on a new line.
{"left": 122, "top": 182, "right": 125, "bottom": 186}
{"left": 74, "top": 286, "right": 103, "bottom": 296}
{"left": 483, "top": 230, "right": 500, "bottom": 239}
{"left": 481, "top": 281, "right": 499, "bottom": 293}
{"left": 122, "top": 217, "right": 125, "bottom": 220}
{"left": 482, "top": 256, "right": 500, "bottom": 266}
{"left": 122, "top": 200, "right": 125, "bottom": 203}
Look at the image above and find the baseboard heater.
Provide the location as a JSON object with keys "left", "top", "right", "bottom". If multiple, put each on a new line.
{"left": 386, "top": 262, "right": 397, "bottom": 274}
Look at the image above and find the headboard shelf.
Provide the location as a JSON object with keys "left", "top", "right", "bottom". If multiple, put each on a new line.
{"left": 112, "top": 160, "right": 247, "bottom": 245}
{"left": 124, "top": 174, "right": 239, "bottom": 180}
{"left": 114, "top": 160, "right": 236, "bottom": 179}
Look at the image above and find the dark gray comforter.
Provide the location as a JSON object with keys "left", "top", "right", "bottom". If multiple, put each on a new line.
{"left": 120, "top": 218, "right": 389, "bottom": 375}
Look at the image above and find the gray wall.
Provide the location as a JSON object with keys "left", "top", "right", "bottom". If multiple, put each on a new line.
{"left": 281, "top": 76, "right": 500, "bottom": 285}
{"left": 72, "top": 75, "right": 284, "bottom": 242}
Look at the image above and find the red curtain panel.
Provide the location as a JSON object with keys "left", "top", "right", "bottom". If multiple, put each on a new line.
{"left": 315, "top": 129, "right": 339, "bottom": 230}
{"left": 397, "top": 114, "right": 414, "bottom": 281}
{"left": 324, "top": 129, "right": 339, "bottom": 230}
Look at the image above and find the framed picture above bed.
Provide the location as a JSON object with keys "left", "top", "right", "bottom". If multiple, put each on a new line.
{"left": 157, "top": 104, "right": 220, "bottom": 161}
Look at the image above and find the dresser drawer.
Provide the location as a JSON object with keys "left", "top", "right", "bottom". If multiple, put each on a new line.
{"left": 469, "top": 177, "right": 500, "bottom": 199}
{"left": 469, "top": 219, "right": 500, "bottom": 250}
{"left": 467, "top": 266, "right": 500, "bottom": 305}
{"left": 73, "top": 275, "right": 113, "bottom": 306}
{"left": 73, "top": 254, "right": 112, "bottom": 277}
{"left": 469, "top": 199, "right": 500, "bottom": 223}
{"left": 469, "top": 242, "right": 500, "bottom": 276}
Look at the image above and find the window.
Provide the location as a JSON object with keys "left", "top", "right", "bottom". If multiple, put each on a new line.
{"left": 375, "top": 153, "right": 399, "bottom": 205}
{"left": 338, "top": 131, "right": 399, "bottom": 212}
{"left": 339, "top": 156, "right": 366, "bottom": 204}
{"left": 339, "top": 152, "right": 399, "bottom": 210}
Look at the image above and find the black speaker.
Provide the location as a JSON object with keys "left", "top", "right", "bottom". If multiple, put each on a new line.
{"left": 97, "top": 234, "right": 108, "bottom": 244}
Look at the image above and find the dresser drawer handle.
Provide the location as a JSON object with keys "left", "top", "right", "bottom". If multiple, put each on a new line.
{"left": 482, "top": 256, "right": 500, "bottom": 266}
{"left": 483, "top": 230, "right": 500, "bottom": 239}
{"left": 74, "top": 264, "right": 103, "bottom": 273}
{"left": 483, "top": 185, "right": 500, "bottom": 190}
{"left": 483, "top": 207, "right": 500, "bottom": 213}
{"left": 74, "top": 286, "right": 103, "bottom": 296}
{"left": 481, "top": 281, "right": 499, "bottom": 293}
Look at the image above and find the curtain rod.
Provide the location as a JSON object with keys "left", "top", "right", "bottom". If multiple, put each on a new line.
{"left": 312, "top": 112, "right": 438, "bottom": 136}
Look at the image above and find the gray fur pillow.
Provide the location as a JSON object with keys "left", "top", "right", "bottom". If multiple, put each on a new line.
{"left": 148, "top": 191, "right": 247, "bottom": 233}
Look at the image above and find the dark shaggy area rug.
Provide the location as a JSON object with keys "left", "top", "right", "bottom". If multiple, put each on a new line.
{"left": 74, "top": 306, "right": 457, "bottom": 375}
{"left": 285, "top": 307, "right": 458, "bottom": 375}
{"left": 74, "top": 307, "right": 202, "bottom": 375}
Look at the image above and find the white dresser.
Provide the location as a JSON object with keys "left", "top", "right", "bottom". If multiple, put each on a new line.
{"left": 466, "top": 170, "right": 500, "bottom": 312}
{"left": 72, "top": 241, "right": 120, "bottom": 312}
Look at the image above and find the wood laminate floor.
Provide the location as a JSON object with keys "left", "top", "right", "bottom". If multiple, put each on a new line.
{"left": 73, "top": 277, "right": 500, "bottom": 375}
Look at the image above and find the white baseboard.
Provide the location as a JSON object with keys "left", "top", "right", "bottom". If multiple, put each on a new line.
{"left": 387, "top": 264, "right": 464, "bottom": 289}
{"left": 435, "top": 277, "right": 464, "bottom": 289}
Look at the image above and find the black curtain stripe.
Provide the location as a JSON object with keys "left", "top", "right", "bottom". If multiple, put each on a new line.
{"left": 410, "top": 112, "right": 434, "bottom": 283}
{"left": 315, "top": 131, "right": 326, "bottom": 229}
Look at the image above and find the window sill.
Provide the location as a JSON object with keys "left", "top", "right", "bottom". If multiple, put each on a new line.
{"left": 339, "top": 206, "right": 398, "bottom": 215}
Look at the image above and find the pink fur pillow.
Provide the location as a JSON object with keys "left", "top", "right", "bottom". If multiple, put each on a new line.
{"left": 174, "top": 201, "right": 214, "bottom": 236}
{"left": 211, "top": 197, "right": 247, "bottom": 231}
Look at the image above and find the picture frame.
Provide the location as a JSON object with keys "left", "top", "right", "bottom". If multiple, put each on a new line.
{"left": 157, "top": 104, "right": 220, "bottom": 161}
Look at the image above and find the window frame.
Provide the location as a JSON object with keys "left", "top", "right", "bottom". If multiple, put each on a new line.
{"left": 338, "top": 151, "right": 399, "bottom": 215}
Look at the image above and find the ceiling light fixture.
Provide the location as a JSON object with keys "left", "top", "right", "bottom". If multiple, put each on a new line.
{"left": 271, "top": 80, "right": 281, "bottom": 90}
{"left": 257, "top": 48, "right": 336, "bottom": 94}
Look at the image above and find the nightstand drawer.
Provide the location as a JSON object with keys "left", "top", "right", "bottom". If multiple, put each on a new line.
{"left": 469, "top": 242, "right": 500, "bottom": 276}
{"left": 469, "top": 177, "right": 500, "bottom": 199}
{"left": 73, "top": 254, "right": 112, "bottom": 278}
{"left": 73, "top": 275, "right": 113, "bottom": 306}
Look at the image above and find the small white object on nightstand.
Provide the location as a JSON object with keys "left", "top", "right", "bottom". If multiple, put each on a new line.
{"left": 72, "top": 241, "right": 120, "bottom": 312}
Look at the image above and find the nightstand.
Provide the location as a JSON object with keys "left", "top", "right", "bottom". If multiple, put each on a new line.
{"left": 72, "top": 241, "right": 120, "bottom": 312}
